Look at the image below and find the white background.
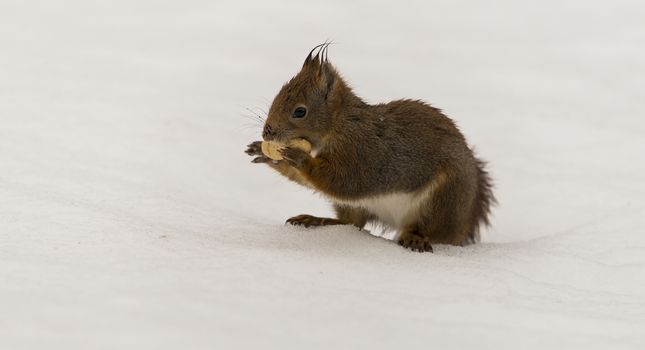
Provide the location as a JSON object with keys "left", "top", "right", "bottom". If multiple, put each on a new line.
{"left": 1, "top": 0, "right": 644, "bottom": 349}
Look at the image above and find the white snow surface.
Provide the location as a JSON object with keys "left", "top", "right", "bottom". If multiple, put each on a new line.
{"left": 2, "top": 0, "right": 645, "bottom": 349}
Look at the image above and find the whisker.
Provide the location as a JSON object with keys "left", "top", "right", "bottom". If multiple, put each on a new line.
{"left": 257, "top": 108, "right": 268, "bottom": 117}
{"left": 240, "top": 113, "right": 265, "bottom": 126}
{"left": 249, "top": 107, "right": 268, "bottom": 121}
{"left": 243, "top": 107, "right": 267, "bottom": 123}
{"left": 241, "top": 122, "right": 262, "bottom": 130}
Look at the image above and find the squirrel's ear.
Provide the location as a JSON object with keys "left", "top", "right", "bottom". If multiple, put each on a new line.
{"left": 317, "top": 62, "right": 336, "bottom": 99}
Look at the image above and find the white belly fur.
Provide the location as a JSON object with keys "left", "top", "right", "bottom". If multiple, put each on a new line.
{"left": 332, "top": 173, "right": 446, "bottom": 230}
{"left": 338, "top": 192, "right": 426, "bottom": 228}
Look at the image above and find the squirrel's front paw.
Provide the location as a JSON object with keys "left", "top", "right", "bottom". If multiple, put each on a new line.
{"left": 245, "top": 141, "right": 271, "bottom": 163}
{"left": 280, "top": 147, "right": 311, "bottom": 168}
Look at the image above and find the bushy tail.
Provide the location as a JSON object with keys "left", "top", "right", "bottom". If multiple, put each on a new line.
{"left": 466, "top": 157, "right": 496, "bottom": 244}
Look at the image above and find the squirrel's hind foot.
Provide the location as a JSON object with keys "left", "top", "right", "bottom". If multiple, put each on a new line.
{"left": 397, "top": 232, "right": 434, "bottom": 253}
{"left": 286, "top": 214, "right": 346, "bottom": 228}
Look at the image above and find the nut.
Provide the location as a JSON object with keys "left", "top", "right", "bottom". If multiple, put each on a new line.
{"left": 261, "top": 138, "right": 312, "bottom": 160}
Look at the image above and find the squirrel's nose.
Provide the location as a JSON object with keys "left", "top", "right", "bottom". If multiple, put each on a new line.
{"left": 262, "top": 124, "right": 276, "bottom": 140}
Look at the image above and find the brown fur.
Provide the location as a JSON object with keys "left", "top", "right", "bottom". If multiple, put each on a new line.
{"left": 245, "top": 44, "right": 495, "bottom": 252}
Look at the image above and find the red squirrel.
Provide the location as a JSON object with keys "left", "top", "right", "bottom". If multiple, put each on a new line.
{"left": 246, "top": 44, "right": 495, "bottom": 252}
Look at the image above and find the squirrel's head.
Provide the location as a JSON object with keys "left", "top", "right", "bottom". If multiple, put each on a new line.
{"left": 263, "top": 43, "right": 353, "bottom": 148}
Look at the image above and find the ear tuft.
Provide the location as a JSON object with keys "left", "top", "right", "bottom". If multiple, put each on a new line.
{"left": 302, "top": 41, "right": 334, "bottom": 68}
{"left": 303, "top": 43, "right": 326, "bottom": 68}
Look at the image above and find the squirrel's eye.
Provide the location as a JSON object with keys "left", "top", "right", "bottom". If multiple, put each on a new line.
{"left": 292, "top": 107, "right": 307, "bottom": 119}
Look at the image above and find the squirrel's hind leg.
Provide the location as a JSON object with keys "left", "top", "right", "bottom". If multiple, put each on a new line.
{"left": 398, "top": 169, "right": 475, "bottom": 250}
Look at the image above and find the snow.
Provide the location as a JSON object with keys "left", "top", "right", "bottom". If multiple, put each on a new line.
{"left": 2, "top": 0, "right": 645, "bottom": 349}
